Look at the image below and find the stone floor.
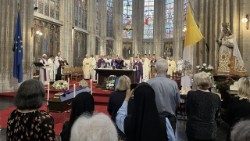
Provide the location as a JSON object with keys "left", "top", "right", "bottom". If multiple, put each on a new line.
{"left": 0, "top": 97, "right": 228, "bottom": 141}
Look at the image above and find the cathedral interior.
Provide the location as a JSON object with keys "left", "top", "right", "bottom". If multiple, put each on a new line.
{"left": 1, "top": 0, "right": 250, "bottom": 140}
{"left": 1, "top": 0, "right": 250, "bottom": 91}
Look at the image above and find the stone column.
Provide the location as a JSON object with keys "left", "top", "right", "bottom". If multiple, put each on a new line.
{"left": 113, "top": 0, "right": 123, "bottom": 56}
{"left": 87, "top": 0, "right": 96, "bottom": 56}
{"left": 173, "top": 0, "right": 184, "bottom": 61}
{"left": 60, "top": 0, "right": 74, "bottom": 65}
{"left": 100, "top": 0, "right": 107, "bottom": 55}
{"left": 154, "top": 0, "right": 164, "bottom": 57}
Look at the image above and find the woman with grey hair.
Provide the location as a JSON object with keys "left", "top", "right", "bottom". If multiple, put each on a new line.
{"left": 70, "top": 113, "right": 118, "bottom": 141}
{"left": 186, "top": 72, "right": 221, "bottom": 141}
{"left": 6, "top": 79, "right": 55, "bottom": 141}
{"left": 230, "top": 120, "right": 250, "bottom": 141}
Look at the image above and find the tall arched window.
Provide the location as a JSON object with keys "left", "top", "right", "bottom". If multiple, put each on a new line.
{"left": 74, "top": 0, "right": 87, "bottom": 29}
{"left": 143, "top": 0, "right": 154, "bottom": 39}
{"left": 107, "top": 0, "right": 114, "bottom": 37}
{"left": 122, "top": 0, "right": 133, "bottom": 39}
{"left": 165, "top": 0, "right": 174, "bottom": 38}
{"left": 36, "top": 0, "right": 60, "bottom": 20}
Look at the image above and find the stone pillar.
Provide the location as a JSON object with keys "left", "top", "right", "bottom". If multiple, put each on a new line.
{"left": 0, "top": 0, "right": 34, "bottom": 92}
{"left": 154, "top": 0, "right": 164, "bottom": 57}
{"left": 113, "top": 0, "right": 123, "bottom": 56}
{"left": 87, "top": 0, "right": 96, "bottom": 56}
{"left": 60, "top": 0, "right": 74, "bottom": 65}
{"left": 133, "top": 0, "right": 144, "bottom": 55}
{"left": 173, "top": 0, "right": 184, "bottom": 61}
{"left": 100, "top": 0, "right": 107, "bottom": 55}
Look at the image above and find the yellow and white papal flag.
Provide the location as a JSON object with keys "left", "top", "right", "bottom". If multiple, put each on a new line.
{"left": 183, "top": 4, "right": 203, "bottom": 66}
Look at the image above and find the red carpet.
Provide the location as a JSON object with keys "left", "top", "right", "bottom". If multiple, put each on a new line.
{"left": 0, "top": 81, "right": 112, "bottom": 135}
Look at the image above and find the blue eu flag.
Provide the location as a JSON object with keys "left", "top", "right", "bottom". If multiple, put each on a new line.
{"left": 13, "top": 13, "right": 23, "bottom": 83}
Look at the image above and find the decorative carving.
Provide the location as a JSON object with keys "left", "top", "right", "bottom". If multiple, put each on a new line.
{"left": 73, "top": 31, "right": 87, "bottom": 66}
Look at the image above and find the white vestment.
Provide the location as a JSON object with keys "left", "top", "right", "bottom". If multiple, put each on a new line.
{"left": 177, "top": 59, "right": 184, "bottom": 72}
{"left": 142, "top": 58, "right": 151, "bottom": 82}
{"left": 47, "top": 58, "right": 55, "bottom": 82}
{"left": 82, "top": 58, "right": 92, "bottom": 79}
{"left": 90, "top": 57, "right": 97, "bottom": 80}
{"left": 167, "top": 60, "right": 176, "bottom": 76}
{"left": 39, "top": 59, "right": 49, "bottom": 84}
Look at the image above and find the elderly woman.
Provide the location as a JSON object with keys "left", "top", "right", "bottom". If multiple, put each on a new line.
{"left": 107, "top": 75, "right": 131, "bottom": 139}
{"left": 186, "top": 72, "right": 221, "bottom": 141}
{"left": 6, "top": 79, "right": 55, "bottom": 141}
{"left": 70, "top": 113, "right": 118, "bottom": 141}
{"left": 227, "top": 77, "right": 250, "bottom": 128}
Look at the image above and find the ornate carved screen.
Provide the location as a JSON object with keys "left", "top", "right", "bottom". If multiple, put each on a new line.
{"left": 122, "top": 42, "right": 132, "bottom": 59}
{"left": 33, "top": 19, "right": 60, "bottom": 60}
{"left": 73, "top": 31, "right": 87, "bottom": 66}
{"left": 106, "top": 40, "right": 114, "bottom": 56}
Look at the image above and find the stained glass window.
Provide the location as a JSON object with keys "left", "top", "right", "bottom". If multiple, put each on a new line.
{"left": 74, "top": 0, "right": 87, "bottom": 29}
{"left": 143, "top": 0, "right": 154, "bottom": 39}
{"left": 107, "top": 0, "right": 114, "bottom": 37}
{"left": 165, "top": 0, "right": 174, "bottom": 38}
{"left": 96, "top": 0, "right": 101, "bottom": 36}
{"left": 122, "top": 0, "right": 133, "bottom": 39}
{"left": 35, "top": 0, "right": 60, "bottom": 20}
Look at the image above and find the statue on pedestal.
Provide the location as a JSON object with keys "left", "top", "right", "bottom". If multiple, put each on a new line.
{"left": 217, "top": 23, "right": 247, "bottom": 76}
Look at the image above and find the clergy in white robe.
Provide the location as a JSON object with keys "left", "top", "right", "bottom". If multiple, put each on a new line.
{"left": 47, "top": 56, "right": 55, "bottom": 82}
{"left": 39, "top": 54, "right": 49, "bottom": 84}
{"left": 82, "top": 55, "right": 92, "bottom": 79}
{"left": 142, "top": 56, "right": 151, "bottom": 82}
{"left": 90, "top": 55, "right": 97, "bottom": 81}
{"left": 167, "top": 58, "right": 176, "bottom": 77}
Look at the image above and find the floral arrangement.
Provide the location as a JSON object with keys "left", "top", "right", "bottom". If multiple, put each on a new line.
{"left": 52, "top": 80, "right": 69, "bottom": 90}
{"left": 196, "top": 63, "right": 214, "bottom": 73}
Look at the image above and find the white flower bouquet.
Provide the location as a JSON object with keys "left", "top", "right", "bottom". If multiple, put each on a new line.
{"left": 52, "top": 80, "right": 69, "bottom": 90}
{"left": 196, "top": 63, "right": 213, "bottom": 73}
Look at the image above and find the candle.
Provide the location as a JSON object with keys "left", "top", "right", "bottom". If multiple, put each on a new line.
{"left": 129, "top": 50, "right": 130, "bottom": 54}
{"left": 67, "top": 77, "right": 70, "bottom": 90}
{"left": 149, "top": 50, "right": 151, "bottom": 55}
{"left": 145, "top": 50, "right": 146, "bottom": 54}
{"left": 73, "top": 84, "right": 76, "bottom": 97}
{"left": 90, "top": 79, "right": 93, "bottom": 95}
{"left": 47, "top": 82, "right": 50, "bottom": 105}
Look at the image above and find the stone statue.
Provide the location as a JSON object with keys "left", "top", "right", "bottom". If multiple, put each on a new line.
{"left": 217, "top": 23, "right": 247, "bottom": 76}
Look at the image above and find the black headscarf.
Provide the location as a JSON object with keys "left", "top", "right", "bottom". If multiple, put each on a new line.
{"left": 124, "top": 82, "right": 168, "bottom": 141}
{"left": 60, "top": 92, "right": 94, "bottom": 141}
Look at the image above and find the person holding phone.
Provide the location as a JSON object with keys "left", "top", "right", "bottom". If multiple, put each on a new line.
{"left": 107, "top": 75, "right": 131, "bottom": 140}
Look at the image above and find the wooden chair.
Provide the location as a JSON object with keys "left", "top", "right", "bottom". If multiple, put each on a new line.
{"left": 62, "top": 67, "right": 72, "bottom": 80}
{"left": 71, "top": 67, "right": 83, "bottom": 81}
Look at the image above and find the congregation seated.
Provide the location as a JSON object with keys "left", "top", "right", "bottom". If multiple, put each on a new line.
{"left": 6, "top": 79, "right": 55, "bottom": 141}
{"left": 116, "top": 82, "right": 175, "bottom": 141}
{"left": 230, "top": 120, "right": 250, "bottom": 141}
{"left": 186, "top": 72, "right": 221, "bottom": 141}
{"left": 70, "top": 113, "right": 118, "bottom": 141}
{"left": 107, "top": 75, "right": 131, "bottom": 140}
{"left": 60, "top": 92, "right": 94, "bottom": 141}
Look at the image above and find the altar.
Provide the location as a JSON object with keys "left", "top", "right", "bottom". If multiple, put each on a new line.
{"left": 95, "top": 68, "right": 136, "bottom": 87}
